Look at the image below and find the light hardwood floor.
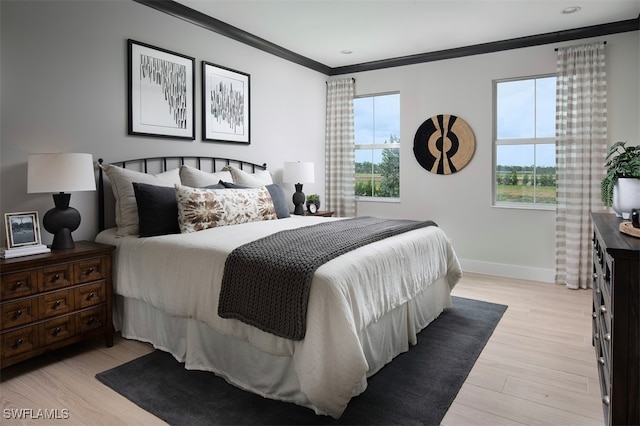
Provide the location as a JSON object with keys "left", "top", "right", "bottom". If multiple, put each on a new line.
{"left": 0, "top": 273, "right": 603, "bottom": 425}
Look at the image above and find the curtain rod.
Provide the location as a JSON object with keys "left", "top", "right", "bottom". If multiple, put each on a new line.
{"left": 326, "top": 78, "right": 356, "bottom": 84}
{"left": 555, "top": 40, "right": 606, "bottom": 51}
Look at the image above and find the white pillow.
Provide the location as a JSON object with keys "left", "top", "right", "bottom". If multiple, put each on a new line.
{"left": 179, "top": 165, "right": 233, "bottom": 187}
{"left": 175, "top": 184, "right": 277, "bottom": 233}
{"left": 101, "top": 164, "right": 180, "bottom": 236}
{"left": 222, "top": 165, "right": 273, "bottom": 187}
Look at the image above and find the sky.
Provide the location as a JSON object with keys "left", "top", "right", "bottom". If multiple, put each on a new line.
{"left": 354, "top": 76, "right": 557, "bottom": 168}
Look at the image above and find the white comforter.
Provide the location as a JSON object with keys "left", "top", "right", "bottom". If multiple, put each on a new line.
{"left": 97, "top": 215, "right": 462, "bottom": 417}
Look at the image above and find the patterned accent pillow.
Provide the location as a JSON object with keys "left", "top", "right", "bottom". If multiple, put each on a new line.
{"left": 175, "top": 184, "right": 277, "bottom": 233}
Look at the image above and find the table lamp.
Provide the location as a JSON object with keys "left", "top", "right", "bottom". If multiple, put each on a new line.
{"left": 27, "top": 153, "right": 96, "bottom": 249}
{"left": 283, "top": 161, "right": 315, "bottom": 215}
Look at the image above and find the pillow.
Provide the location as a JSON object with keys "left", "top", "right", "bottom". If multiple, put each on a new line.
{"left": 133, "top": 182, "right": 179, "bottom": 237}
{"left": 179, "top": 165, "right": 233, "bottom": 187}
{"left": 222, "top": 165, "right": 273, "bottom": 187}
{"left": 221, "top": 181, "right": 290, "bottom": 219}
{"left": 175, "top": 184, "right": 277, "bottom": 233}
{"left": 101, "top": 164, "right": 180, "bottom": 236}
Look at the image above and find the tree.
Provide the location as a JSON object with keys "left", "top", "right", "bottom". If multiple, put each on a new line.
{"left": 378, "top": 135, "right": 400, "bottom": 197}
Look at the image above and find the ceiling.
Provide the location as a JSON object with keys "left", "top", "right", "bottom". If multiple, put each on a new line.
{"left": 173, "top": 0, "right": 640, "bottom": 69}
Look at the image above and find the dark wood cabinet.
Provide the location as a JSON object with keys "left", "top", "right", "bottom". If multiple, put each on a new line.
{"left": 1, "top": 241, "right": 115, "bottom": 368}
{"left": 591, "top": 213, "right": 639, "bottom": 426}
{"left": 299, "top": 210, "right": 335, "bottom": 217}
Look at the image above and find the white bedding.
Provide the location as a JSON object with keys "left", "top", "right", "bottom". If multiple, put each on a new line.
{"left": 96, "top": 215, "right": 462, "bottom": 418}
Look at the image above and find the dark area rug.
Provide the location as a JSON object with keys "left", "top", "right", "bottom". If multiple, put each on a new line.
{"left": 96, "top": 296, "right": 506, "bottom": 425}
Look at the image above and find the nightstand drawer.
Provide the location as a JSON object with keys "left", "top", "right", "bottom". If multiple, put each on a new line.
{"left": 40, "top": 264, "right": 73, "bottom": 292}
{"left": 77, "top": 306, "right": 106, "bottom": 333}
{"left": 1, "top": 326, "right": 38, "bottom": 359}
{"left": 39, "top": 289, "right": 74, "bottom": 319}
{"left": 74, "top": 258, "right": 106, "bottom": 284}
{"left": 0, "top": 241, "right": 115, "bottom": 369}
{"left": 39, "top": 316, "right": 75, "bottom": 346}
{"left": 75, "top": 282, "right": 106, "bottom": 309}
{"left": 1, "top": 271, "right": 38, "bottom": 301}
{"left": 1, "top": 299, "right": 38, "bottom": 330}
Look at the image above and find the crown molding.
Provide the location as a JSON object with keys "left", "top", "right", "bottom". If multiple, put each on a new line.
{"left": 134, "top": 0, "right": 332, "bottom": 75}
{"left": 331, "top": 17, "right": 639, "bottom": 75}
{"left": 135, "top": 1, "right": 640, "bottom": 76}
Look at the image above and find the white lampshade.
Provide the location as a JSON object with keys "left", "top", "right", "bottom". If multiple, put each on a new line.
{"left": 28, "top": 153, "right": 96, "bottom": 194}
{"left": 283, "top": 161, "right": 315, "bottom": 184}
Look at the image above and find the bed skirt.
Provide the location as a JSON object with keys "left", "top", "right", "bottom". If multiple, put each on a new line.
{"left": 112, "top": 276, "right": 452, "bottom": 416}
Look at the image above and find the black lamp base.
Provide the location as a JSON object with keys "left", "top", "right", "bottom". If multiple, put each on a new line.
{"left": 292, "top": 183, "right": 306, "bottom": 215}
{"left": 43, "top": 193, "right": 81, "bottom": 250}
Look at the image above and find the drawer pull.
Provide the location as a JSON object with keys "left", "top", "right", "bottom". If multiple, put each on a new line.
{"left": 14, "top": 281, "right": 22, "bottom": 289}
{"left": 86, "top": 267, "right": 94, "bottom": 275}
{"left": 592, "top": 273, "right": 598, "bottom": 280}
{"left": 604, "top": 333, "right": 611, "bottom": 342}
{"left": 54, "top": 327, "right": 61, "bottom": 335}
{"left": 598, "top": 357, "right": 606, "bottom": 366}
{"left": 88, "top": 292, "right": 95, "bottom": 299}
{"left": 594, "top": 333, "right": 599, "bottom": 340}
{"left": 15, "top": 309, "right": 22, "bottom": 317}
{"left": 53, "top": 274, "right": 60, "bottom": 281}
{"left": 602, "top": 395, "right": 610, "bottom": 406}
{"left": 87, "top": 316, "right": 95, "bottom": 324}
{"left": 599, "top": 305, "right": 607, "bottom": 314}
{"left": 592, "top": 312, "right": 597, "bottom": 319}
{"left": 54, "top": 300, "right": 61, "bottom": 307}
{"left": 14, "top": 338, "right": 23, "bottom": 347}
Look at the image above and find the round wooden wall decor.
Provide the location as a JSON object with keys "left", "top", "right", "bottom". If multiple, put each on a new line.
{"left": 413, "top": 114, "right": 475, "bottom": 175}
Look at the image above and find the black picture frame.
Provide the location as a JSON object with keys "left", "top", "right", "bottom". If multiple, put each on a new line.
{"left": 4, "top": 211, "right": 41, "bottom": 249}
{"left": 128, "top": 39, "right": 195, "bottom": 140}
{"left": 202, "top": 61, "right": 250, "bottom": 144}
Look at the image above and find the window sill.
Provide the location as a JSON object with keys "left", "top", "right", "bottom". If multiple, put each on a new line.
{"left": 356, "top": 197, "right": 401, "bottom": 204}
{"left": 492, "top": 202, "right": 556, "bottom": 211}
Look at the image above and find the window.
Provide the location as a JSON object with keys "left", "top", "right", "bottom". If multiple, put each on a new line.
{"left": 354, "top": 93, "right": 400, "bottom": 199}
{"left": 494, "top": 75, "right": 556, "bottom": 207}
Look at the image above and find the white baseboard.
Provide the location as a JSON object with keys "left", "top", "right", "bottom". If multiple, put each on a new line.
{"left": 460, "top": 258, "right": 555, "bottom": 283}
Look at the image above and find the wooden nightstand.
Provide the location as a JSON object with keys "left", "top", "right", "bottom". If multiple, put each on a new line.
{"left": 1, "top": 241, "right": 115, "bottom": 369}
{"left": 298, "top": 210, "right": 335, "bottom": 217}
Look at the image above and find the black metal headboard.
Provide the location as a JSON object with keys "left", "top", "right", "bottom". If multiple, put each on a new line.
{"left": 97, "top": 156, "right": 267, "bottom": 232}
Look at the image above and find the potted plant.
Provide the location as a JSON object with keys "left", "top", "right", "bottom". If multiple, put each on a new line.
{"left": 306, "top": 194, "right": 320, "bottom": 210}
{"left": 601, "top": 141, "right": 640, "bottom": 218}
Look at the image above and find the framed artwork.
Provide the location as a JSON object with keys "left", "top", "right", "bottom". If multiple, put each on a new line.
{"left": 5, "top": 211, "right": 41, "bottom": 249}
{"left": 202, "top": 61, "right": 250, "bottom": 144}
{"left": 128, "top": 39, "right": 195, "bottom": 140}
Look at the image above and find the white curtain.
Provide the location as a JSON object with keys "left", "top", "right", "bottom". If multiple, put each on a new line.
{"left": 325, "top": 78, "right": 356, "bottom": 217}
{"left": 555, "top": 42, "right": 608, "bottom": 289}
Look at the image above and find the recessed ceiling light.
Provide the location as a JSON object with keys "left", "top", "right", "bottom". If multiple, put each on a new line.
{"left": 340, "top": 50, "right": 353, "bottom": 55}
{"left": 562, "top": 6, "right": 582, "bottom": 14}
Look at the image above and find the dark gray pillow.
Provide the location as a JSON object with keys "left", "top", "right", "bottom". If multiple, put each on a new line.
{"left": 220, "top": 181, "right": 290, "bottom": 219}
{"left": 203, "top": 183, "right": 225, "bottom": 189}
{"left": 132, "top": 182, "right": 179, "bottom": 237}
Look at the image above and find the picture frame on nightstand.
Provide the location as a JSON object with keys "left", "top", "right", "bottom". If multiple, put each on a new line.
{"left": 2, "top": 211, "right": 50, "bottom": 258}
{"left": 4, "top": 211, "right": 41, "bottom": 249}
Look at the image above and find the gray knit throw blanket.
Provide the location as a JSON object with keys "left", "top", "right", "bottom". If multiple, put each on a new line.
{"left": 218, "top": 216, "right": 437, "bottom": 340}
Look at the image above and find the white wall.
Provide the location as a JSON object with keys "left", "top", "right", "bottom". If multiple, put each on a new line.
{"left": 347, "top": 31, "right": 639, "bottom": 281}
{"left": 0, "top": 0, "right": 327, "bottom": 243}
{"left": 1, "top": 1, "right": 638, "bottom": 282}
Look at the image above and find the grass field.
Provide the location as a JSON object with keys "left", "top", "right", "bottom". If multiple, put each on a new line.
{"left": 356, "top": 173, "right": 557, "bottom": 204}
{"left": 496, "top": 184, "right": 556, "bottom": 204}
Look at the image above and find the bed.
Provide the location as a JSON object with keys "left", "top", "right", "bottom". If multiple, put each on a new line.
{"left": 94, "top": 155, "right": 462, "bottom": 419}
